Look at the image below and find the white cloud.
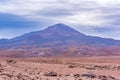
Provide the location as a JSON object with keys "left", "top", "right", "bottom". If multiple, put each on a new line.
{"left": 61, "top": 11, "right": 109, "bottom": 26}
{"left": 94, "top": 0, "right": 120, "bottom": 7}
{"left": 0, "top": 0, "right": 120, "bottom": 39}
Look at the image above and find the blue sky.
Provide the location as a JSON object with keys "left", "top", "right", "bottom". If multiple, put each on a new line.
{"left": 0, "top": 0, "right": 120, "bottom": 40}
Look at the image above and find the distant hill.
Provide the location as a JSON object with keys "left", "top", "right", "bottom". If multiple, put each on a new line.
{"left": 0, "top": 23, "right": 120, "bottom": 57}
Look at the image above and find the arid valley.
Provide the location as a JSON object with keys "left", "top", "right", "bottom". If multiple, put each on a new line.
{"left": 1, "top": 0, "right": 120, "bottom": 80}
{"left": 0, "top": 57, "right": 120, "bottom": 80}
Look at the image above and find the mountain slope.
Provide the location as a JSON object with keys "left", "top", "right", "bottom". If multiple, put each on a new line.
{"left": 0, "top": 23, "right": 120, "bottom": 50}
{"left": 0, "top": 38, "right": 8, "bottom": 45}
{"left": 0, "top": 23, "right": 120, "bottom": 57}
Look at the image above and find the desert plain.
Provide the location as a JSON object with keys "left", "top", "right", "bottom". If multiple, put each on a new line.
{"left": 0, "top": 57, "right": 120, "bottom": 80}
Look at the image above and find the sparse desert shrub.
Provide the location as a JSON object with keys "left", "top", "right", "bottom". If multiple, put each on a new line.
{"left": 98, "top": 75, "right": 107, "bottom": 80}
{"left": 43, "top": 71, "right": 58, "bottom": 77}
{"left": 81, "top": 72, "right": 96, "bottom": 78}
{"left": 74, "top": 74, "right": 80, "bottom": 78}
{"left": 117, "top": 66, "right": 120, "bottom": 70}
{"left": 0, "top": 73, "right": 13, "bottom": 78}
{"left": 6, "top": 59, "right": 16, "bottom": 64}
{"left": 108, "top": 76, "right": 115, "bottom": 80}
{"left": 68, "top": 64, "right": 77, "bottom": 68}
{"left": 85, "top": 67, "right": 96, "bottom": 70}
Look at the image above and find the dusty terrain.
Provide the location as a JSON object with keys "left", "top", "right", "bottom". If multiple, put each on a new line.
{"left": 0, "top": 57, "right": 120, "bottom": 80}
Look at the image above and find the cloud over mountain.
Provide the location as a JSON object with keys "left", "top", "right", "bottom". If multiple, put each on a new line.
{"left": 0, "top": 0, "right": 120, "bottom": 39}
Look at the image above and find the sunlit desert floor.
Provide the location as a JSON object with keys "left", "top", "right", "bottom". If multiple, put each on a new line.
{"left": 0, "top": 57, "right": 120, "bottom": 80}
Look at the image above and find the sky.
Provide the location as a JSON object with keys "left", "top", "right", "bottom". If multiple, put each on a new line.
{"left": 0, "top": 0, "right": 120, "bottom": 40}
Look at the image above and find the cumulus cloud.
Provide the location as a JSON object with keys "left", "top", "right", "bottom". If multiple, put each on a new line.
{"left": 0, "top": 0, "right": 120, "bottom": 39}
{"left": 0, "top": 0, "right": 119, "bottom": 26}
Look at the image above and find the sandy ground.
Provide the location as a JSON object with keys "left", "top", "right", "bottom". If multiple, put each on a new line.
{"left": 0, "top": 57, "right": 120, "bottom": 80}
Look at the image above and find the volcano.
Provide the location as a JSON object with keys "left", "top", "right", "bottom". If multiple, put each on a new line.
{"left": 0, "top": 23, "right": 120, "bottom": 49}
{"left": 0, "top": 23, "right": 120, "bottom": 57}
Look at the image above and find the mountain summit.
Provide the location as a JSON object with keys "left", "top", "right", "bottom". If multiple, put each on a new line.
{"left": 41, "top": 23, "right": 85, "bottom": 38}
{"left": 45, "top": 23, "right": 83, "bottom": 35}
{"left": 0, "top": 23, "right": 120, "bottom": 49}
